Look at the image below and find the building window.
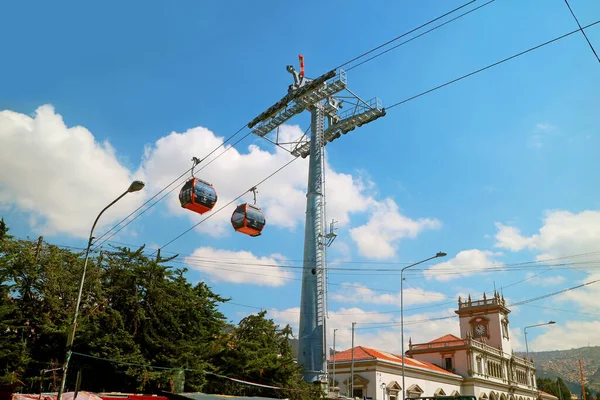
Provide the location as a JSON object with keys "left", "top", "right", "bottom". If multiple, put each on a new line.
{"left": 502, "top": 318, "right": 510, "bottom": 339}
{"left": 445, "top": 357, "right": 453, "bottom": 371}
{"left": 477, "top": 356, "right": 483, "bottom": 374}
{"left": 353, "top": 388, "right": 363, "bottom": 398}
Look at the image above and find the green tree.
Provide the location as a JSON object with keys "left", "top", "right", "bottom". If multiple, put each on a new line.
{"left": 91, "top": 245, "right": 229, "bottom": 392}
{"left": 0, "top": 220, "right": 29, "bottom": 386}
{"left": 213, "top": 310, "right": 321, "bottom": 400}
{"left": 537, "top": 377, "right": 572, "bottom": 400}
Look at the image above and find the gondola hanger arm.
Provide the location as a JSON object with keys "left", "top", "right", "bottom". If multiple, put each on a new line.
{"left": 249, "top": 186, "right": 258, "bottom": 205}
{"left": 191, "top": 157, "right": 201, "bottom": 177}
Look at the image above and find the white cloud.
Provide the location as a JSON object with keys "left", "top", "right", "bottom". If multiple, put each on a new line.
{"left": 528, "top": 123, "right": 557, "bottom": 148}
{"left": 330, "top": 283, "right": 448, "bottom": 306}
{"left": 494, "top": 210, "right": 600, "bottom": 260}
{"left": 267, "top": 305, "right": 459, "bottom": 355}
{"left": 424, "top": 249, "right": 503, "bottom": 282}
{"left": 0, "top": 105, "right": 146, "bottom": 238}
{"left": 183, "top": 246, "right": 294, "bottom": 286}
{"left": 139, "top": 121, "right": 440, "bottom": 255}
{"left": 524, "top": 272, "right": 565, "bottom": 286}
{"left": 529, "top": 320, "right": 600, "bottom": 351}
{"left": 557, "top": 271, "right": 600, "bottom": 313}
{"left": 535, "top": 123, "right": 555, "bottom": 131}
{"left": 493, "top": 209, "right": 600, "bottom": 313}
{"left": 0, "top": 105, "right": 439, "bottom": 256}
{"left": 348, "top": 199, "right": 442, "bottom": 259}
{"left": 510, "top": 327, "right": 525, "bottom": 352}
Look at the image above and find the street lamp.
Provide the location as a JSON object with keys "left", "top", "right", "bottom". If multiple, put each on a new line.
{"left": 57, "top": 180, "right": 145, "bottom": 400}
{"left": 524, "top": 321, "right": 556, "bottom": 400}
{"left": 400, "top": 251, "right": 447, "bottom": 400}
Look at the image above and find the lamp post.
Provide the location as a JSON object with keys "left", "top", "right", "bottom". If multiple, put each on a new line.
{"left": 400, "top": 252, "right": 447, "bottom": 400}
{"left": 57, "top": 181, "right": 145, "bottom": 400}
{"left": 524, "top": 321, "right": 556, "bottom": 400}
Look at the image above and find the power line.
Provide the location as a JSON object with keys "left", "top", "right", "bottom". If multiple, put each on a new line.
{"left": 351, "top": 278, "right": 600, "bottom": 330}
{"left": 335, "top": 0, "right": 480, "bottom": 70}
{"left": 386, "top": 19, "right": 600, "bottom": 109}
{"left": 521, "top": 303, "right": 600, "bottom": 318}
{"left": 71, "top": 352, "right": 301, "bottom": 391}
{"left": 346, "top": 0, "right": 496, "bottom": 72}
{"left": 563, "top": 0, "right": 600, "bottom": 63}
{"left": 23, "top": 236, "right": 600, "bottom": 277}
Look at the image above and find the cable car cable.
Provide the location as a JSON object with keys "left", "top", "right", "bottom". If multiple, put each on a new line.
{"left": 385, "top": 18, "right": 600, "bottom": 110}
{"left": 87, "top": 1, "right": 496, "bottom": 249}
{"left": 333, "top": 0, "right": 481, "bottom": 70}
{"left": 151, "top": 156, "right": 299, "bottom": 255}
{"left": 91, "top": 128, "right": 255, "bottom": 251}
{"left": 345, "top": 0, "right": 495, "bottom": 72}
{"left": 92, "top": 123, "right": 250, "bottom": 246}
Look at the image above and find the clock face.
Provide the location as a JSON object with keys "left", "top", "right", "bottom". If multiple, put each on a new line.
{"left": 475, "top": 324, "right": 486, "bottom": 335}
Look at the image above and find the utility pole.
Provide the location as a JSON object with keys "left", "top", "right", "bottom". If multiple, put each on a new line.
{"left": 248, "top": 56, "right": 385, "bottom": 386}
{"left": 351, "top": 322, "right": 356, "bottom": 398}
{"left": 332, "top": 328, "right": 338, "bottom": 392}
{"left": 580, "top": 360, "right": 586, "bottom": 400}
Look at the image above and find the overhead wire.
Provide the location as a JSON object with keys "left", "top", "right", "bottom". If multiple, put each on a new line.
{"left": 92, "top": 129, "right": 256, "bottom": 251}
{"left": 90, "top": 123, "right": 252, "bottom": 249}
{"left": 334, "top": 0, "right": 480, "bottom": 70}
{"left": 345, "top": 0, "right": 496, "bottom": 72}
{"left": 563, "top": 0, "right": 600, "bottom": 63}
{"left": 352, "top": 277, "right": 600, "bottom": 330}
{"left": 16, "top": 236, "right": 599, "bottom": 318}
{"left": 386, "top": 18, "right": 600, "bottom": 110}
{"left": 150, "top": 156, "right": 299, "bottom": 255}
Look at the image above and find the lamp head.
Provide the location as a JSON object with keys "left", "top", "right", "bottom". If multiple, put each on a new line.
{"left": 548, "top": 320, "right": 556, "bottom": 325}
{"left": 436, "top": 251, "right": 447, "bottom": 258}
{"left": 128, "top": 181, "right": 145, "bottom": 193}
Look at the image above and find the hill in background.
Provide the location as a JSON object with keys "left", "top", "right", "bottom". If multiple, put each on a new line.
{"left": 520, "top": 347, "right": 600, "bottom": 394}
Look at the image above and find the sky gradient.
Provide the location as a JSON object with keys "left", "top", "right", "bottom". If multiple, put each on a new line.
{"left": 1, "top": 0, "right": 600, "bottom": 354}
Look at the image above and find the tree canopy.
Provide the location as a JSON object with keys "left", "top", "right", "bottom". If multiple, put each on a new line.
{"left": 0, "top": 223, "right": 319, "bottom": 399}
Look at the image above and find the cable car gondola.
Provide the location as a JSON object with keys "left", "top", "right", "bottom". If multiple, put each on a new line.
{"left": 231, "top": 187, "right": 266, "bottom": 237}
{"left": 179, "top": 157, "right": 218, "bottom": 215}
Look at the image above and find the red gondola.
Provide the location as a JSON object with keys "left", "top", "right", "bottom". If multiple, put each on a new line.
{"left": 179, "top": 158, "right": 218, "bottom": 215}
{"left": 231, "top": 187, "right": 266, "bottom": 237}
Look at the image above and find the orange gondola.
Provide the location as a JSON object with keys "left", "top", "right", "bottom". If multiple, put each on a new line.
{"left": 179, "top": 157, "right": 218, "bottom": 215}
{"left": 231, "top": 187, "right": 266, "bottom": 237}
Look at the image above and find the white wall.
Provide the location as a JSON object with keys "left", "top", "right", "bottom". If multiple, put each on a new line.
{"left": 332, "top": 362, "right": 462, "bottom": 400}
{"left": 411, "top": 349, "right": 470, "bottom": 377}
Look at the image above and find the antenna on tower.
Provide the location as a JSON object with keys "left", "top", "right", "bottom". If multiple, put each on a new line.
{"left": 324, "top": 219, "right": 338, "bottom": 247}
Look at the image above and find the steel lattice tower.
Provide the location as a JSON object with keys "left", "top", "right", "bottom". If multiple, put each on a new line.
{"left": 248, "top": 56, "right": 386, "bottom": 385}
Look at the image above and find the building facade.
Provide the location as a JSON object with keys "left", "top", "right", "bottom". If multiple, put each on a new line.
{"left": 329, "top": 293, "right": 555, "bottom": 400}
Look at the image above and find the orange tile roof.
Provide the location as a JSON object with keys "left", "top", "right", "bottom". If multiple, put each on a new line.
{"left": 539, "top": 391, "right": 558, "bottom": 399}
{"left": 428, "top": 334, "right": 463, "bottom": 343}
{"left": 330, "top": 346, "right": 460, "bottom": 377}
{"left": 410, "top": 334, "right": 467, "bottom": 350}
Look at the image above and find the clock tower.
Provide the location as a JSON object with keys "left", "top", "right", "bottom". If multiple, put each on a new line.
{"left": 455, "top": 291, "right": 512, "bottom": 354}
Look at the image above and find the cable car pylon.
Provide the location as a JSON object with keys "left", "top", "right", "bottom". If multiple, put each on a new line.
{"left": 247, "top": 55, "right": 386, "bottom": 389}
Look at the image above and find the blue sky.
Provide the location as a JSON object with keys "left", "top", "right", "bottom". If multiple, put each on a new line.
{"left": 1, "top": 0, "right": 600, "bottom": 354}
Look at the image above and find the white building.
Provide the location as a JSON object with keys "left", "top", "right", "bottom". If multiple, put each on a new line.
{"left": 329, "top": 293, "right": 556, "bottom": 400}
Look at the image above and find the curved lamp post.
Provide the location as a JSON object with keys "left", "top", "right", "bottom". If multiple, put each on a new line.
{"left": 400, "top": 251, "right": 447, "bottom": 400}
{"left": 57, "top": 181, "right": 145, "bottom": 399}
{"left": 524, "top": 321, "right": 556, "bottom": 400}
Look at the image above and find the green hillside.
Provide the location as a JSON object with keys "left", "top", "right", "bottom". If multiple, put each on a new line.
{"left": 524, "top": 346, "right": 600, "bottom": 394}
